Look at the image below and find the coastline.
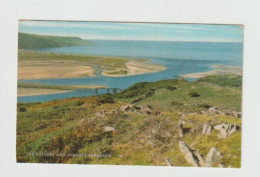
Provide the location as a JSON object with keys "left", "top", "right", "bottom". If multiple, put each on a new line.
{"left": 18, "top": 50, "right": 166, "bottom": 80}
{"left": 179, "top": 65, "right": 242, "bottom": 79}
{"left": 101, "top": 61, "right": 166, "bottom": 77}
{"left": 17, "top": 85, "right": 107, "bottom": 97}
{"left": 17, "top": 88, "right": 71, "bottom": 97}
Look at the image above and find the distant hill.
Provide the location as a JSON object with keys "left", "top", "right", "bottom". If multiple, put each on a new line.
{"left": 18, "top": 33, "right": 89, "bottom": 50}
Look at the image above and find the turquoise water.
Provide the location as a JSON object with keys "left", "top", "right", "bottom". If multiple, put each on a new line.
{"left": 18, "top": 40, "right": 243, "bottom": 103}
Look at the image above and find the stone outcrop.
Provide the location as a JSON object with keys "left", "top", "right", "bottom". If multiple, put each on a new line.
{"left": 179, "top": 141, "right": 223, "bottom": 167}
{"left": 165, "top": 158, "right": 172, "bottom": 166}
{"left": 104, "top": 126, "right": 115, "bottom": 132}
{"left": 204, "top": 106, "right": 241, "bottom": 118}
{"left": 225, "top": 111, "right": 242, "bottom": 118}
{"left": 120, "top": 105, "right": 132, "bottom": 112}
{"left": 193, "top": 150, "right": 206, "bottom": 167}
{"left": 178, "top": 120, "right": 185, "bottom": 137}
{"left": 202, "top": 124, "right": 212, "bottom": 135}
{"left": 214, "top": 123, "right": 240, "bottom": 139}
{"left": 205, "top": 147, "right": 223, "bottom": 167}
{"left": 179, "top": 141, "right": 199, "bottom": 167}
{"left": 119, "top": 105, "right": 152, "bottom": 115}
{"left": 95, "top": 109, "right": 106, "bottom": 118}
{"left": 208, "top": 107, "right": 221, "bottom": 114}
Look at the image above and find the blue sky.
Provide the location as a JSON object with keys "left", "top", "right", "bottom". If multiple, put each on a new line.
{"left": 19, "top": 20, "right": 243, "bottom": 42}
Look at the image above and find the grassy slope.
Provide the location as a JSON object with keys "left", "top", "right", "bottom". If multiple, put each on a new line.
{"left": 18, "top": 50, "right": 128, "bottom": 70}
{"left": 196, "top": 74, "right": 242, "bottom": 87}
{"left": 16, "top": 76, "right": 242, "bottom": 167}
{"left": 18, "top": 33, "right": 89, "bottom": 50}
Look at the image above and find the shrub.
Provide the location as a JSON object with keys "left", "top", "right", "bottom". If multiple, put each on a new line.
{"left": 167, "top": 86, "right": 177, "bottom": 91}
{"left": 97, "top": 94, "right": 115, "bottom": 104}
{"left": 18, "top": 107, "right": 27, "bottom": 112}
{"left": 189, "top": 92, "right": 200, "bottom": 97}
{"left": 170, "top": 101, "right": 183, "bottom": 106}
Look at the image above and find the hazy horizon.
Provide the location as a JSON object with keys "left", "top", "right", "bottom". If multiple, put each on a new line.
{"left": 19, "top": 20, "right": 243, "bottom": 43}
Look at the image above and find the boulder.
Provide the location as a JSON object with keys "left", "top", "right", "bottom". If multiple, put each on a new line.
{"left": 202, "top": 124, "right": 212, "bottom": 135}
{"left": 213, "top": 123, "right": 240, "bottom": 139}
{"left": 193, "top": 150, "right": 206, "bottom": 167}
{"left": 205, "top": 147, "right": 222, "bottom": 167}
{"left": 179, "top": 142, "right": 223, "bottom": 167}
{"left": 179, "top": 141, "right": 199, "bottom": 167}
{"left": 208, "top": 107, "right": 221, "bottom": 114}
{"left": 95, "top": 109, "right": 106, "bottom": 118}
{"left": 165, "top": 158, "right": 172, "bottom": 166}
{"left": 120, "top": 105, "right": 132, "bottom": 112}
{"left": 226, "top": 111, "right": 242, "bottom": 118}
{"left": 104, "top": 126, "right": 115, "bottom": 132}
{"left": 218, "top": 163, "right": 224, "bottom": 168}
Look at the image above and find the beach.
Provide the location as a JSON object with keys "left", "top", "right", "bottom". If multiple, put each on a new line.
{"left": 17, "top": 88, "right": 71, "bottom": 97}
{"left": 180, "top": 65, "right": 242, "bottom": 79}
{"left": 18, "top": 60, "right": 95, "bottom": 80}
{"left": 101, "top": 61, "right": 166, "bottom": 77}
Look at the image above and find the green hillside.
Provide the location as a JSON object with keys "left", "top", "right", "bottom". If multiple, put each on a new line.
{"left": 17, "top": 75, "right": 242, "bottom": 167}
{"left": 18, "top": 33, "right": 89, "bottom": 50}
{"left": 196, "top": 74, "right": 242, "bottom": 87}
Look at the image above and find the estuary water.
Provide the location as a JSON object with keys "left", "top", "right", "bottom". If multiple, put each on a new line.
{"left": 18, "top": 40, "right": 243, "bottom": 103}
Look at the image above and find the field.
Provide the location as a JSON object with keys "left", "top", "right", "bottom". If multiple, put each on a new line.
{"left": 16, "top": 75, "right": 242, "bottom": 167}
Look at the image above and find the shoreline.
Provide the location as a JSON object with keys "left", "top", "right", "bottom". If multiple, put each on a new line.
{"left": 179, "top": 65, "right": 242, "bottom": 79}
{"left": 18, "top": 50, "right": 166, "bottom": 80}
{"left": 17, "top": 84, "right": 107, "bottom": 97}
{"left": 101, "top": 61, "right": 166, "bottom": 77}
{"left": 17, "top": 88, "right": 71, "bottom": 97}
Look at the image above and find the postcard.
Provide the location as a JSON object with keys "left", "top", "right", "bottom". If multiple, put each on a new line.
{"left": 16, "top": 20, "right": 243, "bottom": 167}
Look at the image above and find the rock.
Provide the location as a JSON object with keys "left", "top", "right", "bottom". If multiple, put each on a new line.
{"left": 218, "top": 163, "right": 224, "bottom": 168}
{"left": 202, "top": 124, "right": 212, "bottom": 135}
{"left": 213, "top": 123, "right": 240, "bottom": 139}
{"left": 208, "top": 107, "right": 217, "bottom": 112}
{"left": 226, "top": 111, "right": 242, "bottom": 118}
{"left": 205, "top": 147, "right": 222, "bottom": 167}
{"left": 179, "top": 141, "right": 199, "bottom": 167}
{"left": 165, "top": 158, "right": 172, "bottom": 166}
{"left": 150, "top": 126, "right": 161, "bottom": 135}
{"left": 120, "top": 105, "right": 132, "bottom": 112}
{"left": 79, "top": 118, "right": 86, "bottom": 124}
{"left": 178, "top": 120, "right": 184, "bottom": 138}
{"left": 95, "top": 109, "right": 106, "bottom": 118}
{"left": 208, "top": 107, "right": 221, "bottom": 114}
{"left": 107, "top": 109, "right": 118, "bottom": 115}
{"left": 193, "top": 150, "right": 206, "bottom": 167}
{"left": 104, "top": 126, "right": 115, "bottom": 132}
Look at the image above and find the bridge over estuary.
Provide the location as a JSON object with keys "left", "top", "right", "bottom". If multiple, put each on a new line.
{"left": 18, "top": 83, "right": 123, "bottom": 95}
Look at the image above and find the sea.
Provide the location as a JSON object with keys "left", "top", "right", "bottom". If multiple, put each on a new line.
{"left": 18, "top": 40, "right": 243, "bottom": 103}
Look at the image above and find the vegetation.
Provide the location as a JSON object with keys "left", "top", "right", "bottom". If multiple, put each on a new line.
{"left": 106, "top": 70, "right": 128, "bottom": 75}
{"left": 18, "top": 33, "right": 90, "bottom": 50}
{"left": 16, "top": 75, "right": 242, "bottom": 167}
{"left": 196, "top": 74, "right": 242, "bottom": 87}
{"left": 18, "top": 50, "right": 129, "bottom": 70}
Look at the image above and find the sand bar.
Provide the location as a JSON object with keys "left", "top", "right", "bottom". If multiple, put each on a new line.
{"left": 18, "top": 88, "right": 71, "bottom": 97}
{"left": 180, "top": 65, "right": 242, "bottom": 79}
{"left": 101, "top": 61, "right": 166, "bottom": 77}
{"left": 18, "top": 60, "right": 95, "bottom": 80}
